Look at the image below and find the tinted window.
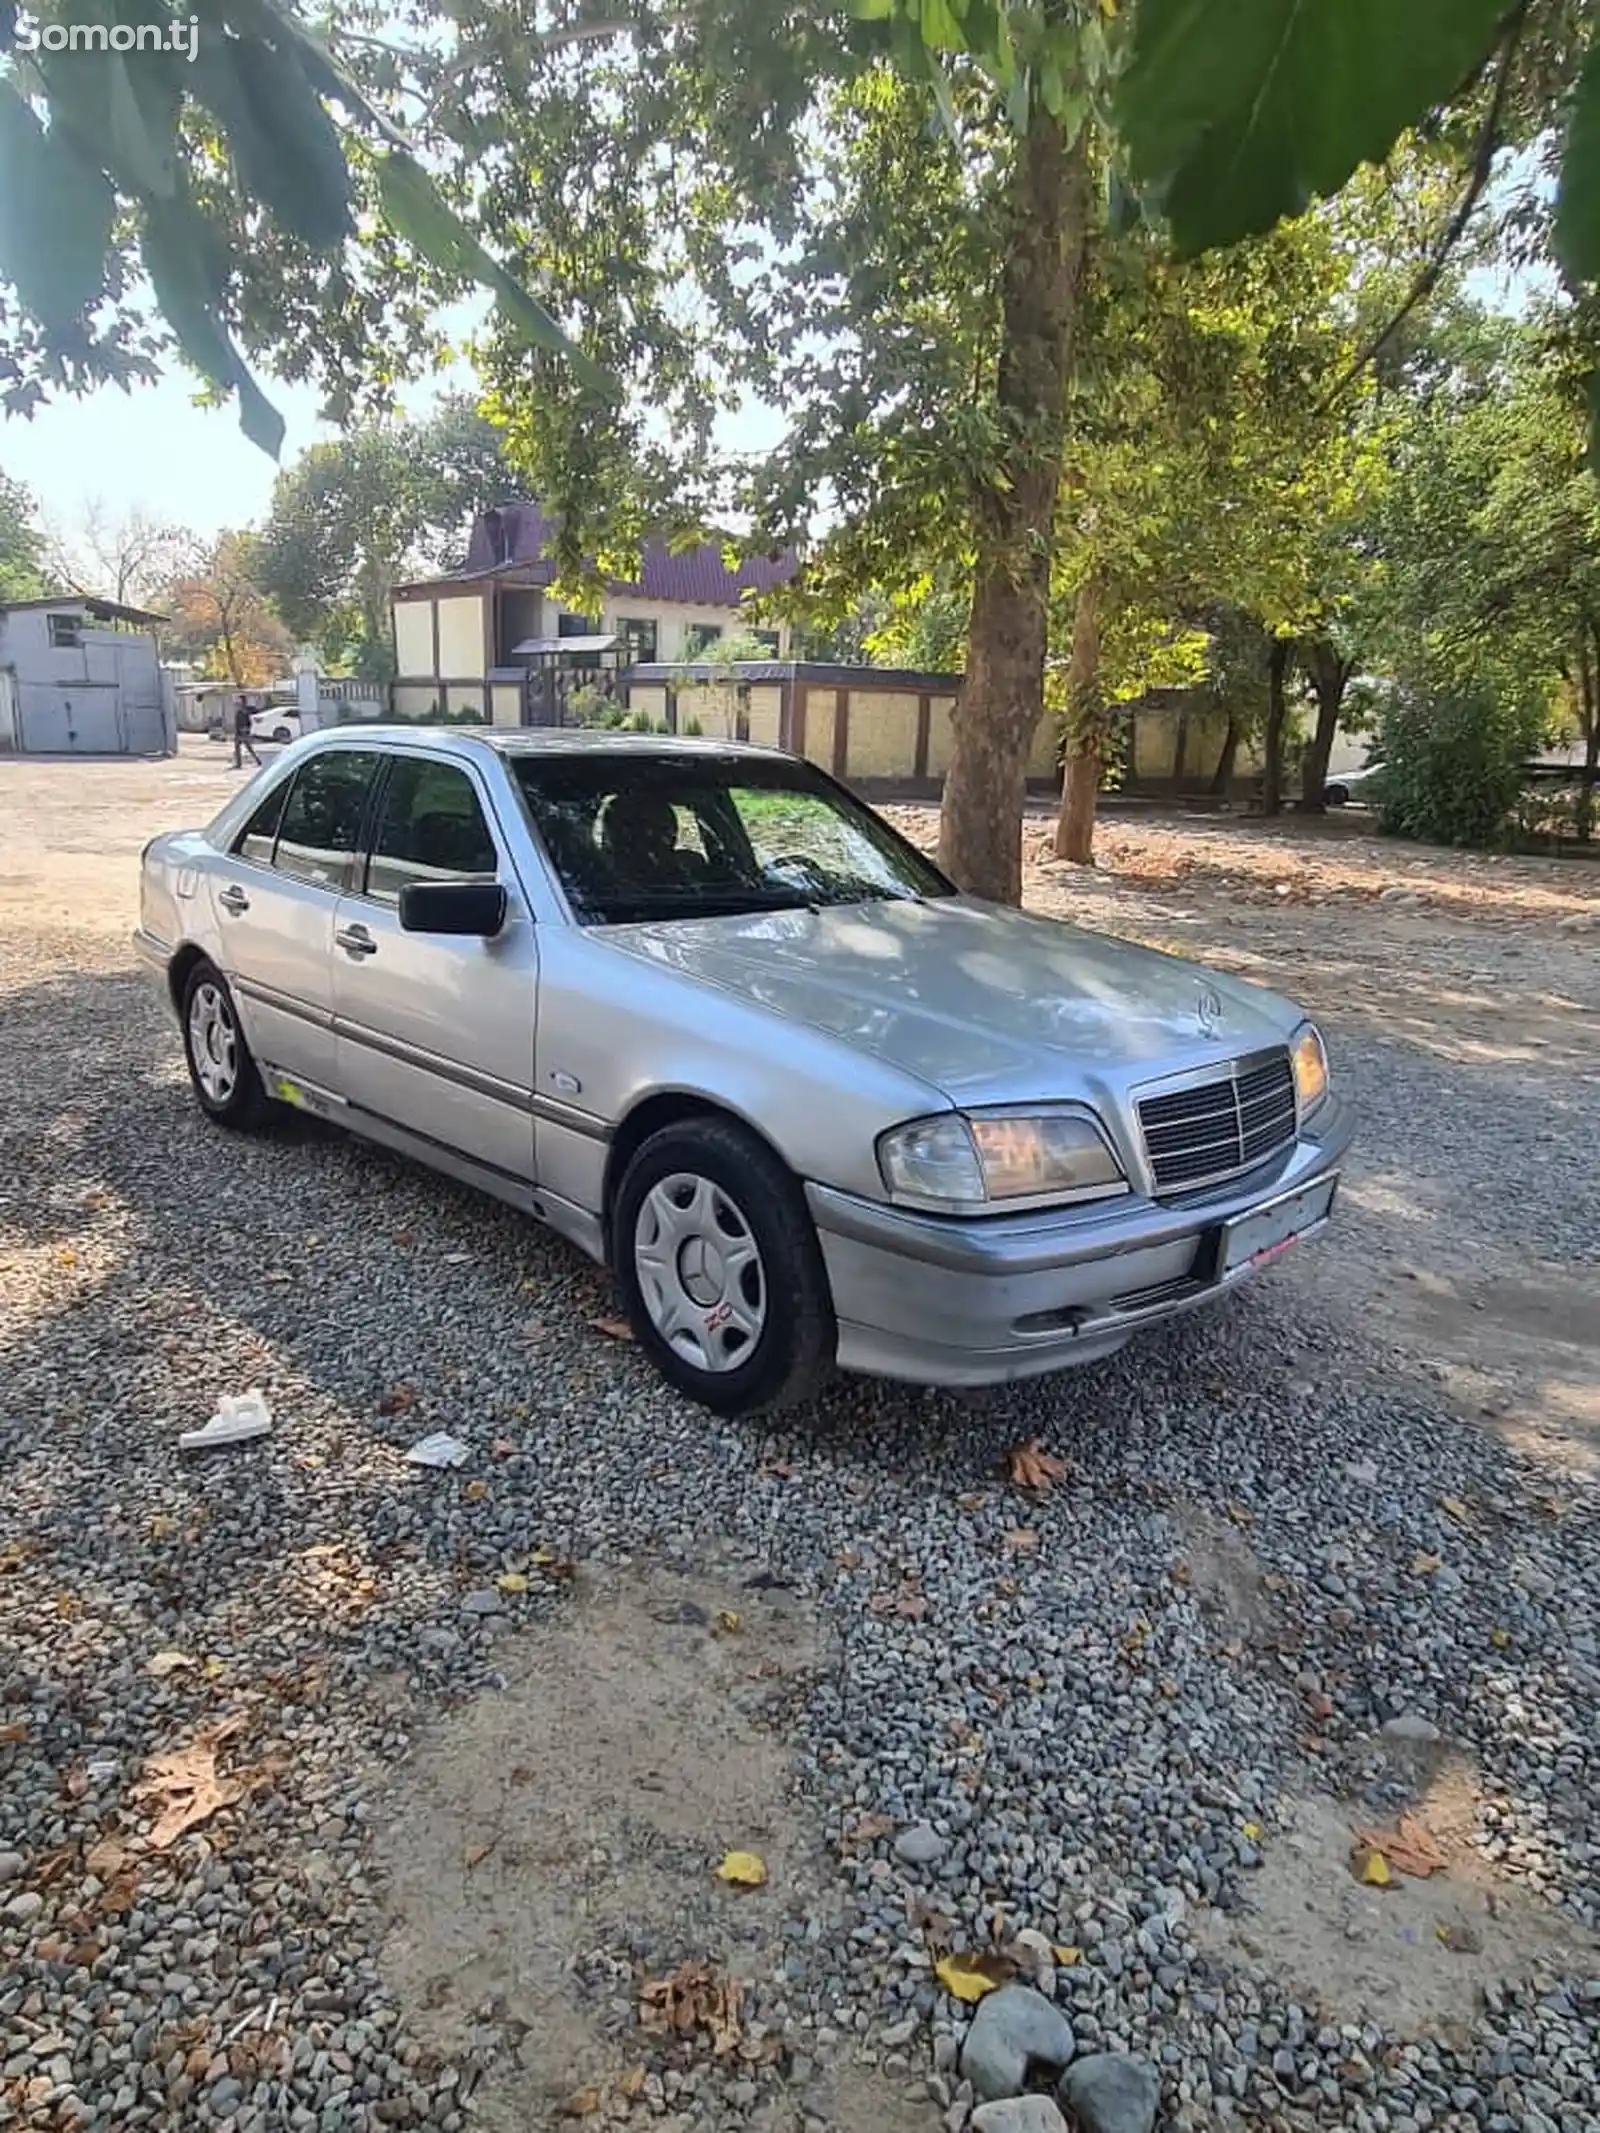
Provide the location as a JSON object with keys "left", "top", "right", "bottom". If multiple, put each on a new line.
{"left": 273, "top": 752, "right": 379, "bottom": 891}
{"left": 365, "top": 758, "right": 499, "bottom": 904}
{"left": 234, "top": 779, "right": 290, "bottom": 866}
{"left": 510, "top": 752, "right": 951, "bottom": 925}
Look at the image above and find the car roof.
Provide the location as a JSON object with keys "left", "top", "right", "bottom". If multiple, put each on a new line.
{"left": 305, "top": 725, "right": 780, "bottom": 761}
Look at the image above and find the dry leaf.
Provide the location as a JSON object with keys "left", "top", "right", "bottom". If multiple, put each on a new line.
{"left": 1054, "top": 1944, "right": 1081, "bottom": 1966}
{"left": 935, "top": 1950, "right": 1016, "bottom": 2003}
{"left": 1440, "top": 1496, "right": 1471, "bottom": 1524}
{"left": 1351, "top": 1814, "right": 1448, "bottom": 1880}
{"left": 463, "top": 1479, "right": 490, "bottom": 1503}
{"left": 1411, "top": 1551, "right": 1443, "bottom": 1576}
{"left": 1241, "top": 1821, "right": 1262, "bottom": 1842}
{"left": 202, "top": 1658, "right": 227, "bottom": 1682}
{"left": 491, "top": 1437, "right": 517, "bottom": 1460}
{"left": 1491, "top": 1627, "right": 1511, "bottom": 1650}
{"left": 132, "top": 1717, "right": 246, "bottom": 1850}
{"left": 147, "top": 1516, "right": 175, "bottom": 1542}
{"left": 378, "top": 1385, "right": 416, "bottom": 1417}
{"left": 1437, "top": 1921, "right": 1482, "bottom": 1953}
{"left": 85, "top": 1838, "right": 127, "bottom": 1879}
{"left": 463, "top": 1833, "right": 500, "bottom": 1871}
{"left": 495, "top": 1572, "right": 529, "bottom": 1595}
{"left": 836, "top": 1549, "right": 862, "bottom": 1571}
{"left": 716, "top": 1609, "right": 741, "bottom": 1633}
{"left": 62, "top": 1764, "right": 89, "bottom": 1801}
{"left": 1353, "top": 1846, "right": 1393, "bottom": 1888}
{"left": 715, "top": 1849, "right": 767, "bottom": 1888}
{"left": 640, "top": 1961, "right": 742, "bottom": 2057}
{"left": 146, "top": 1650, "right": 195, "bottom": 1679}
{"left": 538, "top": 1555, "right": 576, "bottom": 1581}
{"left": 1002, "top": 1528, "right": 1039, "bottom": 1554}
{"left": 868, "top": 1583, "right": 928, "bottom": 1620}
{"left": 562, "top": 2086, "right": 604, "bottom": 2118}
{"left": 391, "top": 1228, "right": 415, "bottom": 1247}
{"left": 1225, "top": 1500, "right": 1255, "bottom": 1526}
{"left": 588, "top": 1314, "right": 634, "bottom": 1342}
{"left": 761, "top": 1458, "right": 798, "bottom": 1479}
{"left": 618, "top": 2065, "right": 647, "bottom": 2099}
{"left": 956, "top": 1491, "right": 989, "bottom": 1514}
{"left": 847, "top": 1812, "right": 895, "bottom": 1848}
{"left": 1004, "top": 1439, "right": 1068, "bottom": 1493}
{"left": 1171, "top": 1559, "right": 1193, "bottom": 1587}
{"left": 0, "top": 1720, "right": 28, "bottom": 1745}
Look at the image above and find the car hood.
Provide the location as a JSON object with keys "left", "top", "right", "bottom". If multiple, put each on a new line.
{"left": 600, "top": 895, "right": 1298, "bottom": 1104}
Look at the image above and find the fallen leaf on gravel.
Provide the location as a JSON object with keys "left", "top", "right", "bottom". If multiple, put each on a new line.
{"left": 56, "top": 1246, "right": 78, "bottom": 1267}
{"left": 463, "top": 1480, "right": 490, "bottom": 1503}
{"left": 1225, "top": 1500, "right": 1255, "bottom": 1526}
{"left": 378, "top": 1385, "right": 416, "bottom": 1417}
{"left": 1440, "top": 1497, "right": 1472, "bottom": 1525}
{"left": 85, "top": 1838, "right": 127, "bottom": 1878}
{"left": 1411, "top": 1551, "right": 1443, "bottom": 1576}
{"left": 1352, "top": 1814, "right": 1447, "bottom": 1880}
{"left": 537, "top": 1556, "right": 576, "bottom": 1582}
{"left": 202, "top": 1659, "right": 227, "bottom": 1682}
{"left": 1004, "top": 1440, "right": 1068, "bottom": 1492}
{"left": 716, "top": 1610, "right": 741, "bottom": 1633}
{"left": 148, "top": 1515, "right": 176, "bottom": 1539}
{"left": 935, "top": 1950, "right": 1015, "bottom": 2003}
{"left": 761, "top": 1457, "right": 798, "bottom": 1479}
{"left": 1002, "top": 1528, "right": 1039, "bottom": 1554}
{"left": 0, "top": 1721, "right": 27, "bottom": 1744}
{"left": 1437, "top": 1921, "right": 1482, "bottom": 1953}
{"left": 868, "top": 1582, "right": 928, "bottom": 1619}
{"left": 1171, "top": 1559, "right": 1192, "bottom": 1587}
{"left": 463, "top": 1833, "right": 500, "bottom": 1871}
{"left": 490, "top": 1437, "right": 517, "bottom": 1460}
{"left": 62, "top": 1765, "right": 89, "bottom": 1800}
{"left": 495, "top": 1572, "right": 529, "bottom": 1595}
{"left": 1241, "top": 1821, "right": 1262, "bottom": 1842}
{"left": 588, "top": 1314, "right": 634, "bottom": 1341}
{"left": 1054, "top": 1944, "right": 1081, "bottom": 1966}
{"left": 956, "top": 1492, "right": 988, "bottom": 1514}
{"left": 836, "top": 1549, "right": 862, "bottom": 1570}
{"left": 33, "top": 1844, "right": 77, "bottom": 1886}
{"left": 639, "top": 1961, "right": 742, "bottom": 2056}
{"left": 391, "top": 1229, "right": 415, "bottom": 1247}
{"left": 715, "top": 1849, "right": 767, "bottom": 1888}
{"left": 562, "top": 2086, "right": 603, "bottom": 2117}
{"left": 1491, "top": 1628, "right": 1512, "bottom": 1649}
{"left": 1308, "top": 1691, "right": 1335, "bottom": 1720}
{"left": 133, "top": 1718, "right": 246, "bottom": 1850}
{"left": 146, "top": 1650, "right": 195, "bottom": 1679}
{"left": 848, "top": 1813, "right": 895, "bottom": 1848}
{"left": 97, "top": 1874, "right": 138, "bottom": 1915}
{"left": 1353, "top": 1846, "right": 1393, "bottom": 1888}
{"left": 619, "top": 2066, "right": 647, "bottom": 2098}
{"left": 0, "top": 1539, "right": 33, "bottom": 1571}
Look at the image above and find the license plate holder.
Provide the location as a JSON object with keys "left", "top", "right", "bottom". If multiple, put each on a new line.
{"left": 1220, "top": 1176, "right": 1337, "bottom": 1277}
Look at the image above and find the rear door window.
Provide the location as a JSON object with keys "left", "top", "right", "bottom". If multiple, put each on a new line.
{"left": 272, "top": 752, "right": 381, "bottom": 892}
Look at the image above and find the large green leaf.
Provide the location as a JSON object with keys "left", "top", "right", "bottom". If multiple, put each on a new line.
{"left": 1556, "top": 39, "right": 1600, "bottom": 288}
{"left": 0, "top": 84, "right": 114, "bottom": 328}
{"left": 1118, "top": 0, "right": 1507, "bottom": 254}
{"left": 141, "top": 195, "right": 286, "bottom": 457}
{"left": 191, "top": 34, "right": 352, "bottom": 250}
{"left": 374, "top": 152, "right": 608, "bottom": 390}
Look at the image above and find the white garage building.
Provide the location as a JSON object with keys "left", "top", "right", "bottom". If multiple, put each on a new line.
{"left": 0, "top": 595, "right": 174, "bottom": 756}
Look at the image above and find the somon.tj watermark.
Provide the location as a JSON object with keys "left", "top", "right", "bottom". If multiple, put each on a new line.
{"left": 13, "top": 14, "right": 199, "bottom": 58}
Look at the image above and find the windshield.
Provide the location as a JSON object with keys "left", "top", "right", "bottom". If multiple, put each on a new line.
{"left": 509, "top": 750, "right": 955, "bottom": 925}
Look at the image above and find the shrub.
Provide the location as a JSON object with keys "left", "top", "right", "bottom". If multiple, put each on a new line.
{"left": 1375, "top": 685, "right": 1547, "bottom": 850}
{"left": 683, "top": 715, "right": 704, "bottom": 736}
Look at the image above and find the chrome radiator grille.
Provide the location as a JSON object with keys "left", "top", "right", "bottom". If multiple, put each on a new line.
{"left": 1137, "top": 1050, "right": 1297, "bottom": 1193}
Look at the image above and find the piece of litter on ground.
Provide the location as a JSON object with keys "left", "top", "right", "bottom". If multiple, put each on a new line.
{"left": 404, "top": 1432, "right": 470, "bottom": 1470}
{"left": 178, "top": 1390, "right": 272, "bottom": 1452}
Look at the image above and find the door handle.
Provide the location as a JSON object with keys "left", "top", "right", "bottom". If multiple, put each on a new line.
{"left": 218, "top": 885, "right": 250, "bottom": 915}
{"left": 336, "top": 925, "right": 378, "bottom": 958}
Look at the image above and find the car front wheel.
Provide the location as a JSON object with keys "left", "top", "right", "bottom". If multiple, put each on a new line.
{"left": 181, "top": 959, "right": 272, "bottom": 1128}
{"left": 612, "top": 1117, "right": 835, "bottom": 1416}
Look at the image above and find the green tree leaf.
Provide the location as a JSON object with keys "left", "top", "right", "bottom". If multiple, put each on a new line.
{"left": 1117, "top": 0, "right": 1507, "bottom": 254}
{"left": 0, "top": 85, "right": 114, "bottom": 329}
{"left": 1556, "top": 39, "right": 1600, "bottom": 287}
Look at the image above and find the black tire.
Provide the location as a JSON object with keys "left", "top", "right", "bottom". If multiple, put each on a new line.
{"left": 1324, "top": 784, "right": 1348, "bottom": 808}
{"left": 180, "top": 958, "right": 273, "bottom": 1129}
{"left": 272, "top": 725, "right": 292, "bottom": 744}
{"left": 611, "top": 1117, "right": 836, "bottom": 1417}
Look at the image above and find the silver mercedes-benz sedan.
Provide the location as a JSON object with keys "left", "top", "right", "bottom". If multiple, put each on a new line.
{"left": 136, "top": 728, "right": 1353, "bottom": 1415}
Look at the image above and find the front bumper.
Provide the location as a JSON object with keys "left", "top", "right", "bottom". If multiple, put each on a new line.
{"left": 807, "top": 1094, "right": 1354, "bottom": 1388}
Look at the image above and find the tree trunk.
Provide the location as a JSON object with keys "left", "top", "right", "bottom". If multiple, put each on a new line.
{"left": 939, "top": 114, "right": 1091, "bottom": 903}
{"left": 1261, "top": 638, "right": 1290, "bottom": 817}
{"left": 1579, "top": 623, "right": 1600, "bottom": 844}
{"left": 1295, "top": 637, "right": 1353, "bottom": 815}
{"left": 1208, "top": 710, "right": 1240, "bottom": 796}
{"left": 1053, "top": 574, "right": 1105, "bottom": 863}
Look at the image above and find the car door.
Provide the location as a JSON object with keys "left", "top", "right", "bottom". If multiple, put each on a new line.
{"left": 209, "top": 749, "right": 382, "bottom": 1091}
{"left": 330, "top": 750, "right": 538, "bottom": 1185}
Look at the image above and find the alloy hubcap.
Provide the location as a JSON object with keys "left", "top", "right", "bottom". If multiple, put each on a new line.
{"left": 188, "top": 982, "right": 238, "bottom": 1104}
{"left": 634, "top": 1172, "right": 766, "bottom": 1374}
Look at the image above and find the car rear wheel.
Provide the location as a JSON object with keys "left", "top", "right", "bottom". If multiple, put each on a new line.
{"left": 271, "top": 724, "right": 292, "bottom": 743}
{"left": 1324, "top": 783, "right": 1349, "bottom": 807}
{"left": 612, "top": 1117, "right": 835, "bottom": 1416}
{"left": 181, "top": 959, "right": 272, "bottom": 1129}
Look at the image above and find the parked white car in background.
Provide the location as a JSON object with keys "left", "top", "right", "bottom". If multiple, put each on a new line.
{"left": 249, "top": 706, "right": 301, "bottom": 745}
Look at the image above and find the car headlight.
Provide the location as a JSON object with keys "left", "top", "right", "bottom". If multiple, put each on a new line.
{"left": 1291, "top": 1022, "right": 1329, "bottom": 1116}
{"left": 877, "top": 1108, "right": 1127, "bottom": 1213}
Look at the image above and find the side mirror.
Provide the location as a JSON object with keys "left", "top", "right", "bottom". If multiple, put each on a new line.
{"left": 398, "top": 881, "right": 508, "bottom": 937}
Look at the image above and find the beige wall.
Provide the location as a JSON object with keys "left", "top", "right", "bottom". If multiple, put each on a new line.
{"left": 393, "top": 601, "right": 434, "bottom": 677}
{"left": 1028, "top": 714, "right": 1059, "bottom": 780}
{"left": 445, "top": 683, "right": 486, "bottom": 719}
{"left": 393, "top": 682, "right": 440, "bottom": 720}
{"left": 845, "top": 690, "right": 920, "bottom": 779}
{"left": 799, "top": 689, "right": 834, "bottom": 770}
{"left": 437, "top": 595, "right": 486, "bottom": 678}
{"left": 925, "top": 698, "right": 957, "bottom": 779}
{"left": 746, "top": 685, "right": 783, "bottom": 748}
{"left": 490, "top": 683, "right": 521, "bottom": 730}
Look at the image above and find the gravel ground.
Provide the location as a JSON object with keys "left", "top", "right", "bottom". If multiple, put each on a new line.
{"left": 1, "top": 751, "right": 1597, "bottom": 2133}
